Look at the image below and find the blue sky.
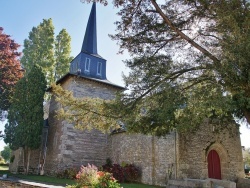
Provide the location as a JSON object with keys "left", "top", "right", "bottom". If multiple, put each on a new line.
{"left": 0, "top": 0, "right": 250, "bottom": 151}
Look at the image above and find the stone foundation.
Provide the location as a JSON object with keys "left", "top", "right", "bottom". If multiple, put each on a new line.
{"left": 167, "top": 178, "right": 236, "bottom": 188}
{"left": 236, "top": 178, "right": 250, "bottom": 188}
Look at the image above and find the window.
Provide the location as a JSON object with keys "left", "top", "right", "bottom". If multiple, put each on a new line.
{"left": 97, "top": 62, "right": 102, "bottom": 75}
{"left": 85, "top": 58, "right": 90, "bottom": 72}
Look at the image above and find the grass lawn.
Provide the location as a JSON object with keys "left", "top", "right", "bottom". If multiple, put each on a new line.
{"left": 13, "top": 175, "right": 164, "bottom": 188}
{"left": 0, "top": 165, "right": 9, "bottom": 171}
{"left": 0, "top": 167, "right": 164, "bottom": 188}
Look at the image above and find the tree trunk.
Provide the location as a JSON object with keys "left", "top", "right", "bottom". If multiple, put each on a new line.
{"left": 22, "top": 147, "right": 26, "bottom": 174}
{"left": 23, "top": 146, "right": 31, "bottom": 174}
{"left": 26, "top": 149, "right": 31, "bottom": 175}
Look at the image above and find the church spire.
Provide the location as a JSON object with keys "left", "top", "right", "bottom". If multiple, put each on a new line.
{"left": 81, "top": 2, "right": 98, "bottom": 54}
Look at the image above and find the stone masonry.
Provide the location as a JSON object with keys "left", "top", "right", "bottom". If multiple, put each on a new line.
{"left": 44, "top": 75, "right": 119, "bottom": 174}
{"left": 177, "top": 120, "right": 245, "bottom": 181}
{"left": 9, "top": 74, "right": 245, "bottom": 187}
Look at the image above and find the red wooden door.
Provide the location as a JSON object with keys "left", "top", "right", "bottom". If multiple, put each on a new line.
{"left": 208, "top": 150, "right": 221, "bottom": 179}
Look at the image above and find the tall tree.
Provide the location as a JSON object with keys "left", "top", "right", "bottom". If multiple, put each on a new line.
{"left": 4, "top": 65, "right": 46, "bottom": 173}
{"left": 0, "top": 27, "right": 23, "bottom": 118}
{"left": 21, "top": 19, "right": 73, "bottom": 85}
{"left": 54, "top": 29, "right": 74, "bottom": 80}
{"left": 1, "top": 145, "right": 11, "bottom": 162}
{"left": 50, "top": 0, "right": 250, "bottom": 135}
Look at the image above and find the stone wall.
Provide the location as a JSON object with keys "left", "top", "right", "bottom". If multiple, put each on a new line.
{"left": 9, "top": 73, "right": 245, "bottom": 187}
{"left": 177, "top": 120, "right": 245, "bottom": 181}
{"left": 44, "top": 75, "right": 121, "bottom": 174}
{"left": 237, "top": 178, "right": 250, "bottom": 188}
{"left": 9, "top": 148, "right": 40, "bottom": 174}
{"left": 9, "top": 149, "right": 20, "bottom": 173}
{"left": 109, "top": 132, "right": 176, "bottom": 186}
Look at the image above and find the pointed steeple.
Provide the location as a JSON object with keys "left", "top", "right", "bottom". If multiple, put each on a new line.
{"left": 70, "top": 2, "right": 108, "bottom": 80}
{"left": 81, "top": 3, "right": 98, "bottom": 54}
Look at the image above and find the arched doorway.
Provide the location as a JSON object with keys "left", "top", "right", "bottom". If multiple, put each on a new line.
{"left": 207, "top": 150, "right": 221, "bottom": 179}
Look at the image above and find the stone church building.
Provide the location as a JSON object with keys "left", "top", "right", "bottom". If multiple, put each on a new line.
{"left": 9, "top": 3, "right": 245, "bottom": 187}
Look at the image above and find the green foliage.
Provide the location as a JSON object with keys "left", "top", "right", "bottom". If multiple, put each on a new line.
{"left": 51, "top": 83, "right": 119, "bottom": 132}
{"left": 1, "top": 145, "right": 11, "bottom": 162}
{"left": 102, "top": 160, "right": 140, "bottom": 183}
{"left": 10, "top": 155, "right": 15, "bottom": 163}
{"left": 55, "top": 0, "right": 250, "bottom": 135}
{"left": 4, "top": 65, "right": 46, "bottom": 150}
{"left": 54, "top": 29, "right": 74, "bottom": 80}
{"left": 56, "top": 168, "right": 78, "bottom": 180}
{"left": 21, "top": 19, "right": 55, "bottom": 85}
{"left": 21, "top": 19, "right": 73, "bottom": 85}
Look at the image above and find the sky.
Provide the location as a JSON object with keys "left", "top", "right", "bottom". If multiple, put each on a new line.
{"left": 0, "top": 0, "right": 250, "bottom": 151}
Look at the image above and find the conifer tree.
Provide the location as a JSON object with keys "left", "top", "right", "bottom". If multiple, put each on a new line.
{"left": 4, "top": 65, "right": 46, "bottom": 173}
{"left": 54, "top": 0, "right": 250, "bottom": 135}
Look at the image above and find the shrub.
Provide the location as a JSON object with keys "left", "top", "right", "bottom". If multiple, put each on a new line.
{"left": 76, "top": 164, "right": 99, "bottom": 186}
{"left": 123, "top": 164, "right": 140, "bottom": 182}
{"left": 10, "top": 155, "right": 15, "bottom": 163}
{"left": 102, "top": 160, "right": 140, "bottom": 183}
{"left": 56, "top": 168, "right": 78, "bottom": 179}
{"left": 66, "top": 164, "right": 121, "bottom": 188}
{"left": 96, "top": 171, "right": 121, "bottom": 188}
{"left": 102, "top": 163, "right": 124, "bottom": 182}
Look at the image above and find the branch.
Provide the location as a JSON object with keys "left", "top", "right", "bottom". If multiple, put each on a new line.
{"left": 129, "top": 65, "right": 209, "bottom": 108}
{"left": 150, "top": 0, "right": 221, "bottom": 65}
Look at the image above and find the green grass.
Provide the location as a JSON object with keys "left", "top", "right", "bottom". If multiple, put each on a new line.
{"left": 0, "top": 168, "right": 164, "bottom": 188}
{"left": 12, "top": 175, "right": 164, "bottom": 187}
{"left": 13, "top": 174, "right": 76, "bottom": 186}
{"left": 0, "top": 165, "right": 9, "bottom": 171}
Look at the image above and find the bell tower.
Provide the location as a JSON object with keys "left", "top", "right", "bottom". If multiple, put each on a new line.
{"left": 70, "top": 3, "right": 107, "bottom": 80}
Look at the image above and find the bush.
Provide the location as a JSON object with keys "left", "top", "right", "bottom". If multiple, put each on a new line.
{"left": 123, "top": 164, "right": 140, "bottom": 182}
{"left": 56, "top": 168, "right": 78, "bottom": 179}
{"left": 66, "top": 164, "right": 121, "bottom": 188}
{"left": 10, "top": 155, "right": 15, "bottom": 163}
{"left": 76, "top": 164, "right": 99, "bottom": 186}
{"left": 102, "top": 160, "right": 140, "bottom": 183}
{"left": 96, "top": 172, "right": 120, "bottom": 188}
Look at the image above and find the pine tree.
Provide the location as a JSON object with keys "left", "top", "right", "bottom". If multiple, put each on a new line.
{"left": 57, "top": 0, "right": 250, "bottom": 135}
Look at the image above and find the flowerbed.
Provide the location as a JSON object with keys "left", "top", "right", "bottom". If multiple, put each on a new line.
{"left": 66, "top": 164, "right": 121, "bottom": 188}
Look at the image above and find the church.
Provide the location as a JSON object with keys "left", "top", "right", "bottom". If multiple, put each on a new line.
{"left": 9, "top": 3, "right": 245, "bottom": 187}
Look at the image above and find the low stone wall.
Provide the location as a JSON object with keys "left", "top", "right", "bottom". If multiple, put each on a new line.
{"left": 167, "top": 178, "right": 236, "bottom": 188}
{"left": 109, "top": 132, "right": 176, "bottom": 186}
{"left": 237, "top": 178, "right": 250, "bottom": 188}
